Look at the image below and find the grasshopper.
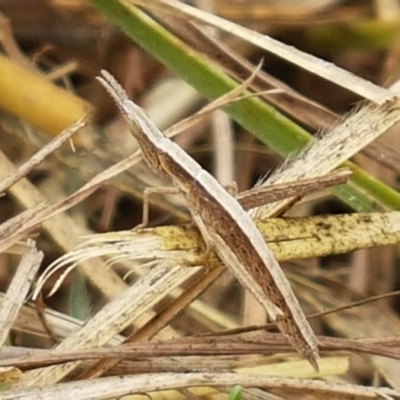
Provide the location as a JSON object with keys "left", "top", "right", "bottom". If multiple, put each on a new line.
{"left": 98, "top": 70, "right": 319, "bottom": 369}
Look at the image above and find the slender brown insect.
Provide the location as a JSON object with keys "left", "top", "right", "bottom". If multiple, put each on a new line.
{"left": 97, "top": 70, "right": 319, "bottom": 369}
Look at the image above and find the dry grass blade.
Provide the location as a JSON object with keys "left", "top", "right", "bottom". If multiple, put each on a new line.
{"left": 3, "top": 333, "right": 400, "bottom": 369}
{"left": 0, "top": 292, "right": 125, "bottom": 345}
{"left": 17, "top": 263, "right": 201, "bottom": 386}
{"left": 0, "top": 116, "right": 85, "bottom": 256}
{"left": 163, "top": 60, "right": 282, "bottom": 139}
{"left": 0, "top": 143, "right": 139, "bottom": 257}
{"left": 0, "top": 240, "right": 43, "bottom": 348}
{"left": 0, "top": 204, "right": 47, "bottom": 252}
{"left": 125, "top": 0, "right": 396, "bottom": 104}
{"left": 253, "top": 97, "right": 400, "bottom": 219}
{"left": 0, "top": 117, "right": 86, "bottom": 194}
{"left": 0, "top": 138, "right": 127, "bottom": 300}
{"left": 76, "top": 263, "right": 224, "bottom": 380}
{"left": 2, "top": 371, "right": 400, "bottom": 400}
{"left": 309, "top": 282, "right": 400, "bottom": 389}
{"left": 147, "top": 8, "right": 337, "bottom": 129}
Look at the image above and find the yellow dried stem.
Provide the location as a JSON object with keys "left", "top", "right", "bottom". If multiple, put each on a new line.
{"left": 0, "top": 54, "right": 88, "bottom": 135}
{"left": 156, "top": 212, "right": 400, "bottom": 261}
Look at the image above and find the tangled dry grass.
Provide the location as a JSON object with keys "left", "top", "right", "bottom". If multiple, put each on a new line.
{"left": 1, "top": 0, "right": 400, "bottom": 398}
